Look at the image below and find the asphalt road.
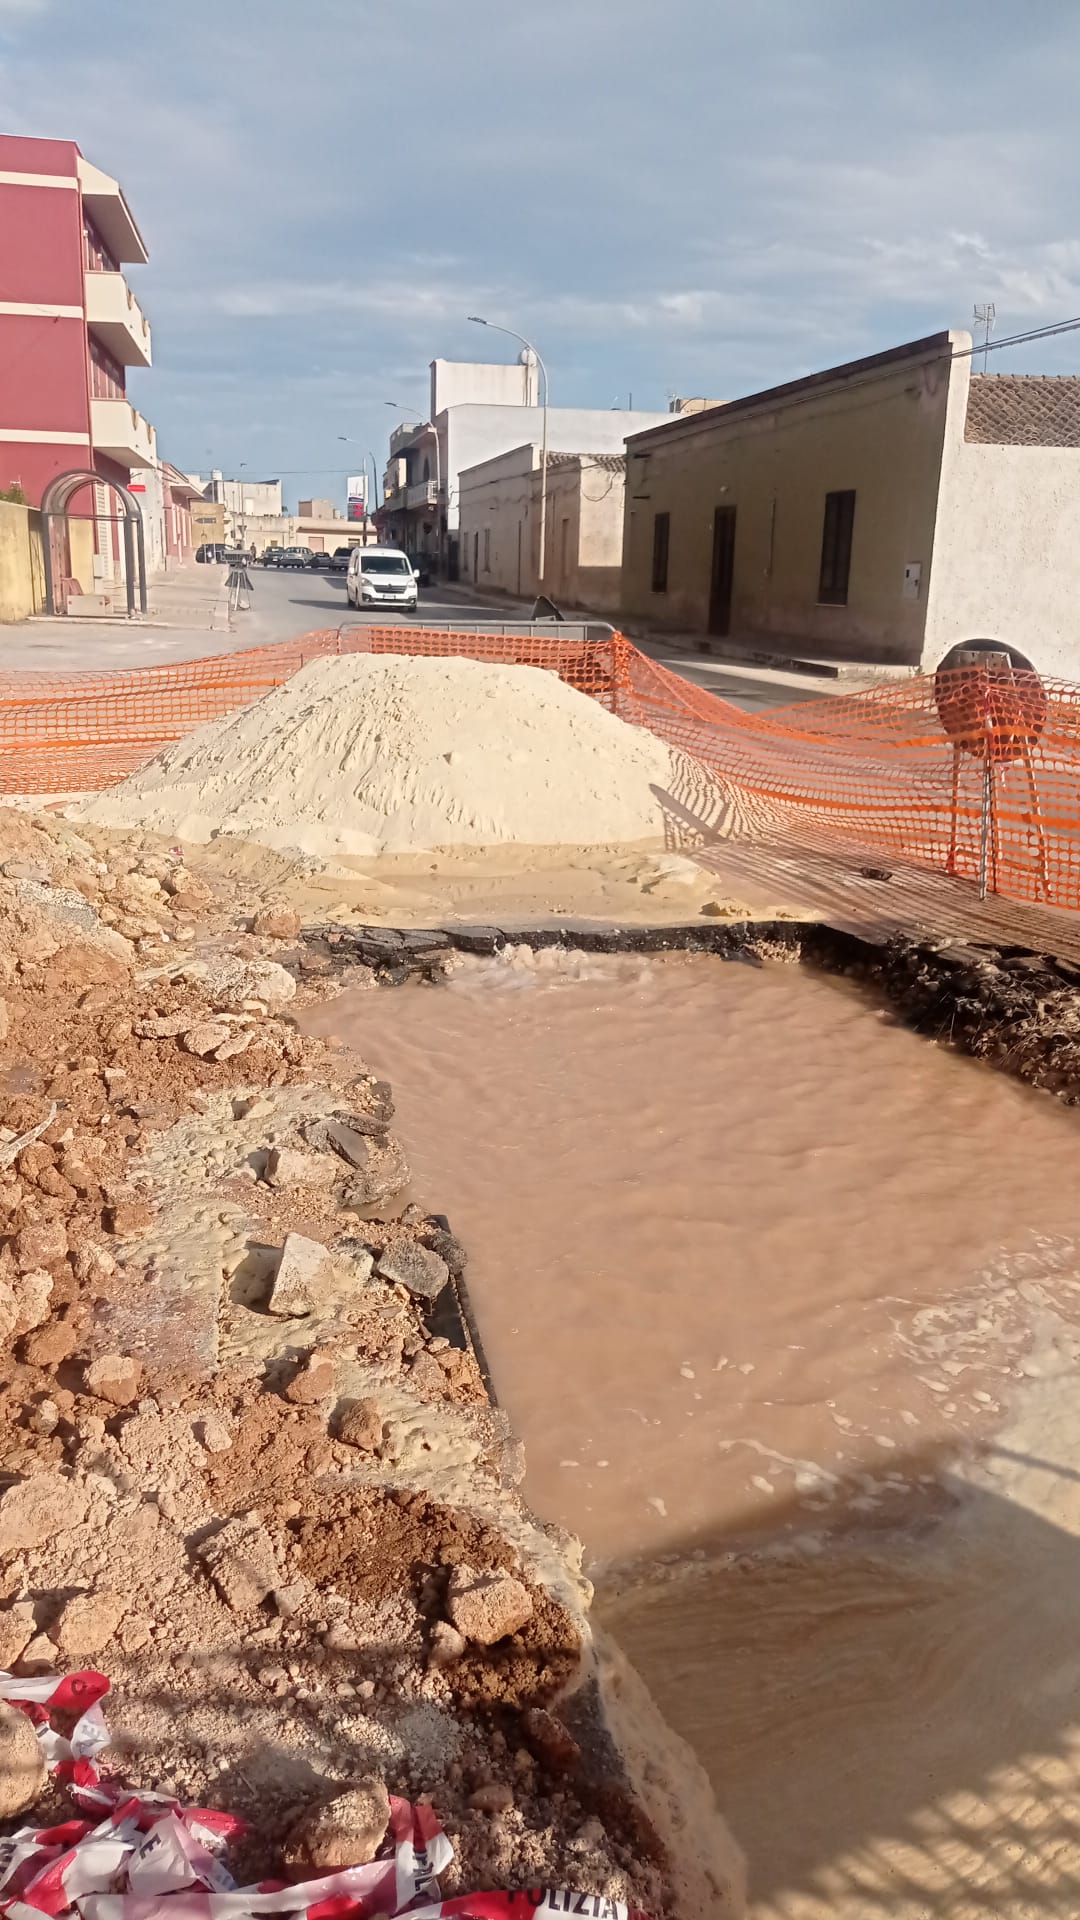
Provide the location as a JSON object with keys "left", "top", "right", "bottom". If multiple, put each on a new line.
{"left": 242, "top": 566, "right": 827, "bottom": 713}
{"left": 241, "top": 565, "right": 500, "bottom": 645}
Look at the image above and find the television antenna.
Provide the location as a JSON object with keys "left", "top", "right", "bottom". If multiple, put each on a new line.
{"left": 973, "top": 302, "right": 996, "bottom": 373}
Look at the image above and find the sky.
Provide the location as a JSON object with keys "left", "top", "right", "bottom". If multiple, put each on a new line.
{"left": 2, "top": 0, "right": 1079, "bottom": 509}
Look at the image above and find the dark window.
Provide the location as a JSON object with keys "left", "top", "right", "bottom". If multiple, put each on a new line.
{"left": 651, "top": 511, "right": 670, "bottom": 593}
{"left": 88, "top": 337, "right": 125, "bottom": 400}
{"left": 818, "top": 490, "right": 855, "bottom": 605}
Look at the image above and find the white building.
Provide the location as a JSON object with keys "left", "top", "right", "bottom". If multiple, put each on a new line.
{"left": 379, "top": 358, "right": 670, "bottom": 578}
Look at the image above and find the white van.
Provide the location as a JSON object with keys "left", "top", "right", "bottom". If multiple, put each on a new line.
{"left": 346, "top": 546, "right": 419, "bottom": 613}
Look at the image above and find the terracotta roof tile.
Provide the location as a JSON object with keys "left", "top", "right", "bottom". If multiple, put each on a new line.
{"left": 546, "top": 451, "right": 626, "bottom": 471}
{"left": 965, "top": 374, "right": 1080, "bottom": 447}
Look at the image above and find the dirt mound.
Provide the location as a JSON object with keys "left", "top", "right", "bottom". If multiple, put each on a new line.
{"left": 75, "top": 654, "right": 714, "bottom": 857}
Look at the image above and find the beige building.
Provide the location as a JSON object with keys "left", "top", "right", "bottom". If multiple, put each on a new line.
{"left": 245, "top": 511, "right": 376, "bottom": 556}
{"left": 457, "top": 445, "right": 627, "bottom": 611}
{"left": 622, "top": 330, "right": 1080, "bottom": 678}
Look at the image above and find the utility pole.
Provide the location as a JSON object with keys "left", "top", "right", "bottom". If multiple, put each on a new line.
{"left": 973, "top": 302, "right": 996, "bottom": 373}
{"left": 468, "top": 316, "right": 549, "bottom": 588}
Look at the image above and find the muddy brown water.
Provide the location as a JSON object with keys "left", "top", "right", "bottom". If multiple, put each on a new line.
{"left": 302, "top": 951, "right": 1080, "bottom": 1919}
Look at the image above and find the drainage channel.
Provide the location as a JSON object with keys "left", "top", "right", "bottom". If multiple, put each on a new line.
{"left": 298, "top": 920, "right": 1080, "bottom": 1920}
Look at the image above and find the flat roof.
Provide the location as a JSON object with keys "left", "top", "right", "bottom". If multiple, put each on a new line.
{"left": 625, "top": 330, "right": 956, "bottom": 450}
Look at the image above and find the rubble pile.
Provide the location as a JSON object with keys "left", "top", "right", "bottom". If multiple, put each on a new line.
{"left": 0, "top": 806, "right": 739, "bottom": 1919}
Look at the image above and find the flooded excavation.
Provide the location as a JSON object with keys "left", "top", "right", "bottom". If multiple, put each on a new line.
{"left": 304, "top": 950, "right": 1080, "bottom": 1920}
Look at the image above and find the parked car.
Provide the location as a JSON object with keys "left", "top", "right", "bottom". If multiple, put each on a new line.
{"left": 261, "top": 547, "right": 285, "bottom": 567}
{"left": 330, "top": 547, "right": 354, "bottom": 573}
{"left": 310, "top": 551, "right": 333, "bottom": 570}
{"left": 280, "top": 547, "right": 315, "bottom": 570}
{"left": 346, "top": 546, "right": 418, "bottom": 613}
{"left": 195, "top": 542, "right": 226, "bottom": 564}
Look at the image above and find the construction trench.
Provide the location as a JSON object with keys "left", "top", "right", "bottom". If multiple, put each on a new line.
{"left": 1, "top": 634, "right": 1080, "bottom": 1918}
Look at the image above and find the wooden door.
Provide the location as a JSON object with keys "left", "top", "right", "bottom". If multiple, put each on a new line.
{"left": 709, "top": 505, "right": 737, "bottom": 637}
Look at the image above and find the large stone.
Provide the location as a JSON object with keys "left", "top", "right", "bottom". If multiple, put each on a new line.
{"left": 181, "top": 1022, "right": 233, "bottom": 1058}
{"left": 198, "top": 1512, "right": 280, "bottom": 1612}
{"left": 252, "top": 907, "right": 301, "bottom": 941}
{"left": 13, "top": 1269, "right": 52, "bottom": 1336}
{"left": 0, "top": 1701, "right": 47, "bottom": 1815}
{"left": 12, "top": 1219, "right": 68, "bottom": 1274}
{"left": 376, "top": 1241, "right": 448, "bottom": 1303}
{"left": 304, "top": 1115, "right": 387, "bottom": 1164}
{"left": 0, "top": 1474, "right": 89, "bottom": 1553}
{"left": 268, "top": 1234, "right": 334, "bottom": 1317}
{"left": 337, "top": 1399, "right": 383, "bottom": 1451}
{"left": 0, "top": 1602, "right": 36, "bottom": 1671}
{"left": 264, "top": 1146, "right": 341, "bottom": 1192}
{"left": 284, "top": 1349, "right": 336, "bottom": 1406}
{"left": 84, "top": 1353, "right": 142, "bottom": 1408}
{"left": 55, "top": 1590, "right": 125, "bottom": 1657}
{"left": 339, "top": 1137, "right": 410, "bottom": 1209}
{"left": 445, "top": 1565, "right": 533, "bottom": 1646}
{"left": 203, "top": 956, "right": 296, "bottom": 1011}
{"left": 283, "top": 1779, "right": 391, "bottom": 1879}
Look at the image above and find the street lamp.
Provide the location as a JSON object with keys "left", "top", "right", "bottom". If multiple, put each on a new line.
{"left": 385, "top": 403, "right": 443, "bottom": 568}
{"left": 468, "top": 315, "right": 549, "bottom": 586}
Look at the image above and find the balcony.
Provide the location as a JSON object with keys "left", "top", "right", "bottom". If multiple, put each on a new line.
{"left": 91, "top": 398, "right": 157, "bottom": 470}
{"left": 85, "top": 272, "right": 152, "bottom": 369}
{"left": 77, "top": 157, "right": 148, "bottom": 266}
{"left": 390, "top": 422, "right": 426, "bottom": 457}
{"left": 406, "top": 479, "right": 438, "bottom": 509}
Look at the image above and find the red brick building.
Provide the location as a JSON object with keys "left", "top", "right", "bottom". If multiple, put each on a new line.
{"left": 0, "top": 132, "right": 160, "bottom": 592}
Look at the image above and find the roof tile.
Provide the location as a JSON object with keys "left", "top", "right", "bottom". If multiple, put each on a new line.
{"left": 965, "top": 374, "right": 1080, "bottom": 447}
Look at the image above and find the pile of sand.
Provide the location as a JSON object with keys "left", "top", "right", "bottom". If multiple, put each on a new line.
{"left": 76, "top": 654, "right": 718, "bottom": 858}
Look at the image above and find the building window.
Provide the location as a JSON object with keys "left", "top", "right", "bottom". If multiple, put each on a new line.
{"left": 88, "top": 337, "right": 125, "bottom": 400}
{"left": 818, "top": 490, "right": 855, "bottom": 605}
{"left": 83, "top": 217, "right": 118, "bottom": 274}
{"left": 423, "top": 457, "right": 431, "bottom": 482}
{"left": 483, "top": 528, "right": 491, "bottom": 572}
{"left": 651, "top": 511, "right": 670, "bottom": 593}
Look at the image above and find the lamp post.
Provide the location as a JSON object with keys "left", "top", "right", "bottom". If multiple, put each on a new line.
{"left": 384, "top": 403, "right": 442, "bottom": 569}
{"left": 468, "top": 315, "right": 548, "bottom": 587}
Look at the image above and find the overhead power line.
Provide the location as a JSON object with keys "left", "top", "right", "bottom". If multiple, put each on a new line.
{"left": 952, "top": 313, "right": 1080, "bottom": 361}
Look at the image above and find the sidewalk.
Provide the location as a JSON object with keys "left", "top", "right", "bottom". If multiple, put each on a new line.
{"left": 0, "top": 563, "right": 236, "bottom": 673}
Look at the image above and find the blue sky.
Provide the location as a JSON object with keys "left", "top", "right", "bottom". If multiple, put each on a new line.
{"left": 2, "top": 0, "right": 1078, "bottom": 509}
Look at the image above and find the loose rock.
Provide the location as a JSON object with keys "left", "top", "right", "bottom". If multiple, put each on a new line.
{"left": 268, "top": 1233, "right": 334, "bottom": 1317}
{"left": 0, "top": 1475, "right": 89, "bottom": 1553}
{"left": 521, "top": 1707, "right": 582, "bottom": 1775}
{"left": 55, "top": 1590, "right": 125, "bottom": 1657}
{"left": 468, "top": 1782, "right": 514, "bottom": 1815}
{"left": 0, "top": 1602, "right": 36, "bottom": 1671}
{"left": 198, "top": 1512, "right": 281, "bottom": 1612}
{"left": 252, "top": 907, "right": 301, "bottom": 941}
{"left": 265, "top": 1147, "right": 341, "bottom": 1192}
{"left": 0, "top": 1700, "right": 47, "bottom": 1815}
{"left": 337, "top": 1399, "right": 383, "bottom": 1451}
{"left": 285, "top": 1350, "right": 336, "bottom": 1406}
{"left": 283, "top": 1778, "right": 391, "bottom": 1878}
{"left": 428, "top": 1620, "right": 466, "bottom": 1667}
{"left": 376, "top": 1241, "right": 449, "bottom": 1303}
{"left": 446, "top": 1565, "right": 534, "bottom": 1646}
{"left": 84, "top": 1353, "right": 142, "bottom": 1408}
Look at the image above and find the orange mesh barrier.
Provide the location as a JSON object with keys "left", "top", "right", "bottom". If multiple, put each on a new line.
{"left": 0, "top": 623, "right": 1076, "bottom": 911}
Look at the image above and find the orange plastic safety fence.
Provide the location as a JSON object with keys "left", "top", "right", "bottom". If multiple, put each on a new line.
{"left": 0, "top": 623, "right": 1078, "bottom": 912}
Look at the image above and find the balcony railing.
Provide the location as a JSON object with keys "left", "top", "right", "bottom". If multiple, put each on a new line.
{"left": 91, "top": 397, "right": 157, "bottom": 469}
{"left": 85, "top": 271, "right": 152, "bottom": 369}
{"left": 406, "top": 479, "right": 438, "bottom": 509}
